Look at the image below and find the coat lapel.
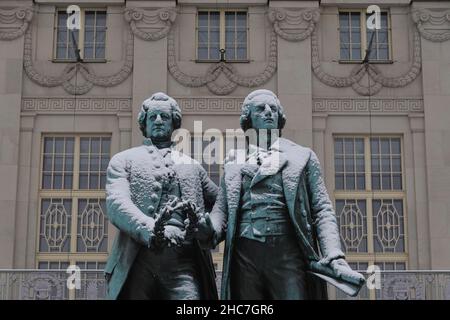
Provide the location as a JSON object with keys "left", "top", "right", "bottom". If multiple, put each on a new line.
{"left": 250, "top": 151, "right": 288, "bottom": 188}
{"left": 277, "top": 138, "right": 312, "bottom": 217}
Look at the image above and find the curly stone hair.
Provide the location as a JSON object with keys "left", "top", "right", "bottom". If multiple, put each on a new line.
{"left": 239, "top": 89, "right": 286, "bottom": 131}
{"left": 137, "top": 92, "right": 182, "bottom": 138}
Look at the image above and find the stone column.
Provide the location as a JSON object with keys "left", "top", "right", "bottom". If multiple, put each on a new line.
{"left": 413, "top": 1, "right": 450, "bottom": 269}
{"left": 0, "top": 2, "right": 31, "bottom": 268}
{"left": 271, "top": 1, "right": 319, "bottom": 148}
{"left": 127, "top": 1, "right": 176, "bottom": 146}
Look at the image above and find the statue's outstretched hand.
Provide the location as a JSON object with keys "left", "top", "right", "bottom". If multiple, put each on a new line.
{"left": 330, "top": 258, "right": 366, "bottom": 285}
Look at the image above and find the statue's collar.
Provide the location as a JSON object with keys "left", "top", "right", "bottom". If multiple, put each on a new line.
{"left": 143, "top": 138, "right": 177, "bottom": 158}
{"left": 248, "top": 138, "right": 282, "bottom": 157}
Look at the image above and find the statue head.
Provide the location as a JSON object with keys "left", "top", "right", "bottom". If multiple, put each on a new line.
{"left": 239, "top": 89, "right": 286, "bottom": 131}
{"left": 137, "top": 92, "right": 182, "bottom": 142}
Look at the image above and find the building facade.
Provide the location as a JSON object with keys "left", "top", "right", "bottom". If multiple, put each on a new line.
{"left": 0, "top": 0, "right": 450, "bottom": 299}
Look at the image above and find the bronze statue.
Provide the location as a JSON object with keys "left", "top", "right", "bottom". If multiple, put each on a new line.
{"left": 205, "top": 89, "right": 365, "bottom": 299}
{"left": 104, "top": 92, "right": 218, "bottom": 300}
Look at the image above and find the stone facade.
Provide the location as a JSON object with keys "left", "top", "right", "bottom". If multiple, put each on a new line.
{"left": 0, "top": 0, "right": 449, "bottom": 273}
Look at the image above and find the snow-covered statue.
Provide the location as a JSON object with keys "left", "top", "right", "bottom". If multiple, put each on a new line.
{"left": 207, "top": 89, "right": 365, "bottom": 299}
{"left": 104, "top": 92, "right": 218, "bottom": 300}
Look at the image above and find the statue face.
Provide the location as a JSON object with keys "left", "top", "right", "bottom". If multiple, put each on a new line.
{"left": 145, "top": 102, "right": 174, "bottom": 141}
{"left": 248, "top": 93, "right": 279, "bottom": 130}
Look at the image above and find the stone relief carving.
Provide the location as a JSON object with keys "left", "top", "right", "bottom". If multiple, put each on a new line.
{"left": 175, "top": 97, "right": 243, "bottom": 114}
{"left": 412, "top": 9, "right": 450, "bottom": 42}
{"left": 0, "top": 7, "right": 33, "bottom": 40}
{"left": 124, "top": 7, "right": 176, "bottom": 41}
{"left": 23, "top": 26, "right": 134, "bottom": 95}
{"left": 21, "top": 97, "right": 132, "bottom": 113}
{"left": 167, "top": 8, "right": 318, "bottom": 95}
{"left": 313, "top": 98, "right": 424, "bottom": 113}
{"left": 168, "top": 27, "right": 278, "bottom": 95}
{"left": 311, "top": 27, "right": 422, "bottom": 96}
{"left": 268, "top": 8, "right": 320, "bottom": 42}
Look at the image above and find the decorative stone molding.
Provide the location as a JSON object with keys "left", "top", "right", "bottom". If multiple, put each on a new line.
{"left": 268, "top": 8, "right": 319, "bottom": 42}
{"left": 412, "top": 9, "right": 450, "bottom": 42}
{"left": 313, "top": 98, "right": 424, "bottom": 114}
{"left": 311, "top": 28, "right": 422, "bottom": 96}
{"left": 175, "top": 97, "right": 244, "bottom": 114}
{"left": 23, "top": 27, "right": 134, "bottom": 95}
{"left": 0, "top": 7, "right": 33, "bottom": 40}
{"left": 21, "top": 97, "right": 132, "bottom": 113}
{"left": 124, "top": 7, "right": 176, "bottom": 41}
{"left": 168, "top": 28, "right": 277, "bottom": 95}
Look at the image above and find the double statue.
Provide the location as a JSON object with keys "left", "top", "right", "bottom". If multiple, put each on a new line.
{"left": 104, "top": 90, "right": 365, "bottom": 300}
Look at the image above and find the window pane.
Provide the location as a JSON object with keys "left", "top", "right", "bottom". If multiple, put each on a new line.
{"left": 210, "top": 12, "right": 220, "bottom": 27}
{"left": 345, "top": 175, "right": 355, "bottom": 190}
{"left": 198, "top": 47, "right": 208, "bottom": 60}
{"left": 198, "top": 12, "right": 208, "bottom": 27}
{"left": 225, "top": 12, "right": 235, "bottom": 27}
{"left": 95, "top": 46, "right": 105, "bottom": 59}
{"left": 198, "top": 30, "right": 208, "bottom": 43}
{"left": 39, "top": 199, "right": 72, "bottom": 252}
{"left": 85, "top": 30, "right": 94, "bottom": 42}
{"left": 85, "top": 12, "right": 95, "bottom": 26}
{"left": 236, "top": 12, "right": 246, "bottom": 27}
{"left": 335, "top": 174, "right": 344, "bottom": 189}
{"left": 351, "top": 30, "right": 360, "bottom": 43}
{"left": 44, "top": 155, "right": 53, "bottom": 171}
{"left": 350, "top": 13, "right": 360, "bottom": 28}
{"left": 77, "top": 199, "right": 108, "bottom": 253}
{"left": 351, "top": 47, "right": 361, "bottom": 60}
{"left": 335, "top": 156, "right": 344, "bottom": 172}
{"left": 336, "top": 199, "right": 368, "bottom": 253}
{"left": 96, "top": 12, "right": 106, "bottom": 27}
{"left": 334, "top": 138, "right": 343, "bottom": 155}
{"left": 236, "top": 30, "right": 246, "bottom": 43}
{"left": 373, "top": 199, "right": 405, "bottom": 253}
{"left": 340, "top": 31, "right": 349, "bottom": 43}
{"left": 84, "top": 45, "right": 93, "bottom": 59}
{"left": 96, "top": 30, "right": 106, "bottom": 42}
{"left": 237, "top": 47, "right": 246, "bottom": 60}
{"left": 339, "top": 13, "right": 349, "bottom": 28}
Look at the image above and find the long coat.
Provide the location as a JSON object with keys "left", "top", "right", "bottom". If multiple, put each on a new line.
{"left": 104, "top": 140, "right": 219, "bottom": 300}
{"left": 210, "top": 138, "right": 346, "bottom": 300}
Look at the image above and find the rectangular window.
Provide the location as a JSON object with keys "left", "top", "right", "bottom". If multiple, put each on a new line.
{"left": 55, "top": 10, "right": 106, "bottom": 61}
{"left": 197, "top": 10, "right": 247, "bottom": 61}
{"left": 38, "top": 135, "right": 111, "bottom": 269}
{"left": 333, "top": 136, "right": 407, "bottom": 287}
{"left": 339, "top": 11, "right": 391, "bottom": 62}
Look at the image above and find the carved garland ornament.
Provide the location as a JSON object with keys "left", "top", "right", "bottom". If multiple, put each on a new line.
{"left": 23, "top": 26, "right": 134, "bottom": 95}
{"left": 268, "top": 8, "right": 320, "bottom": 41}
{"left": 311, "top": 19, "right": 422, "bottom": 95}
{"left": 412, "top": 9, "right": 450, "bottom": 42}
{"left": 168, "top": 8, "right": 317, "bottom": 95}
{"left": 124, "top": 7, "right": 176, "bottom": 41}
{"left": 0, "top": 7, "right": 33, "bottom": 40}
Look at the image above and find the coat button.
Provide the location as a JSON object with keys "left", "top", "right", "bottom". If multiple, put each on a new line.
{"left": 266, "top": 227, "right": 271, "bottom": 232}
{"left": 153, "top": 184, "right": 161, "bottom": 191}
{"left": 306, "top": 224, "right": 311, "bottom": 232}
{"left": 147, "top": 206, "right": 155, "bottom": 213}
{"left": 150, "top": 194, "right": 159, "bottom": 202}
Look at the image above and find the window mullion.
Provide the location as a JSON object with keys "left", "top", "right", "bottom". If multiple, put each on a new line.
{"left": 208, "top": 12, "right": 210, "bottom": 60}
{"left": 220, "top": 10, "right": 225, "bottom": 51}
{"left": 73, "top": 137, "right": 80, "bottom": 190}
{"left": 70, "top": 195, "right": 78, "bottom": 255}
{"left": 361, "top": 11, "right": 366, "bottom": 61}
{"left": 79, "top": 11, "right": 85, "bottom": 60}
